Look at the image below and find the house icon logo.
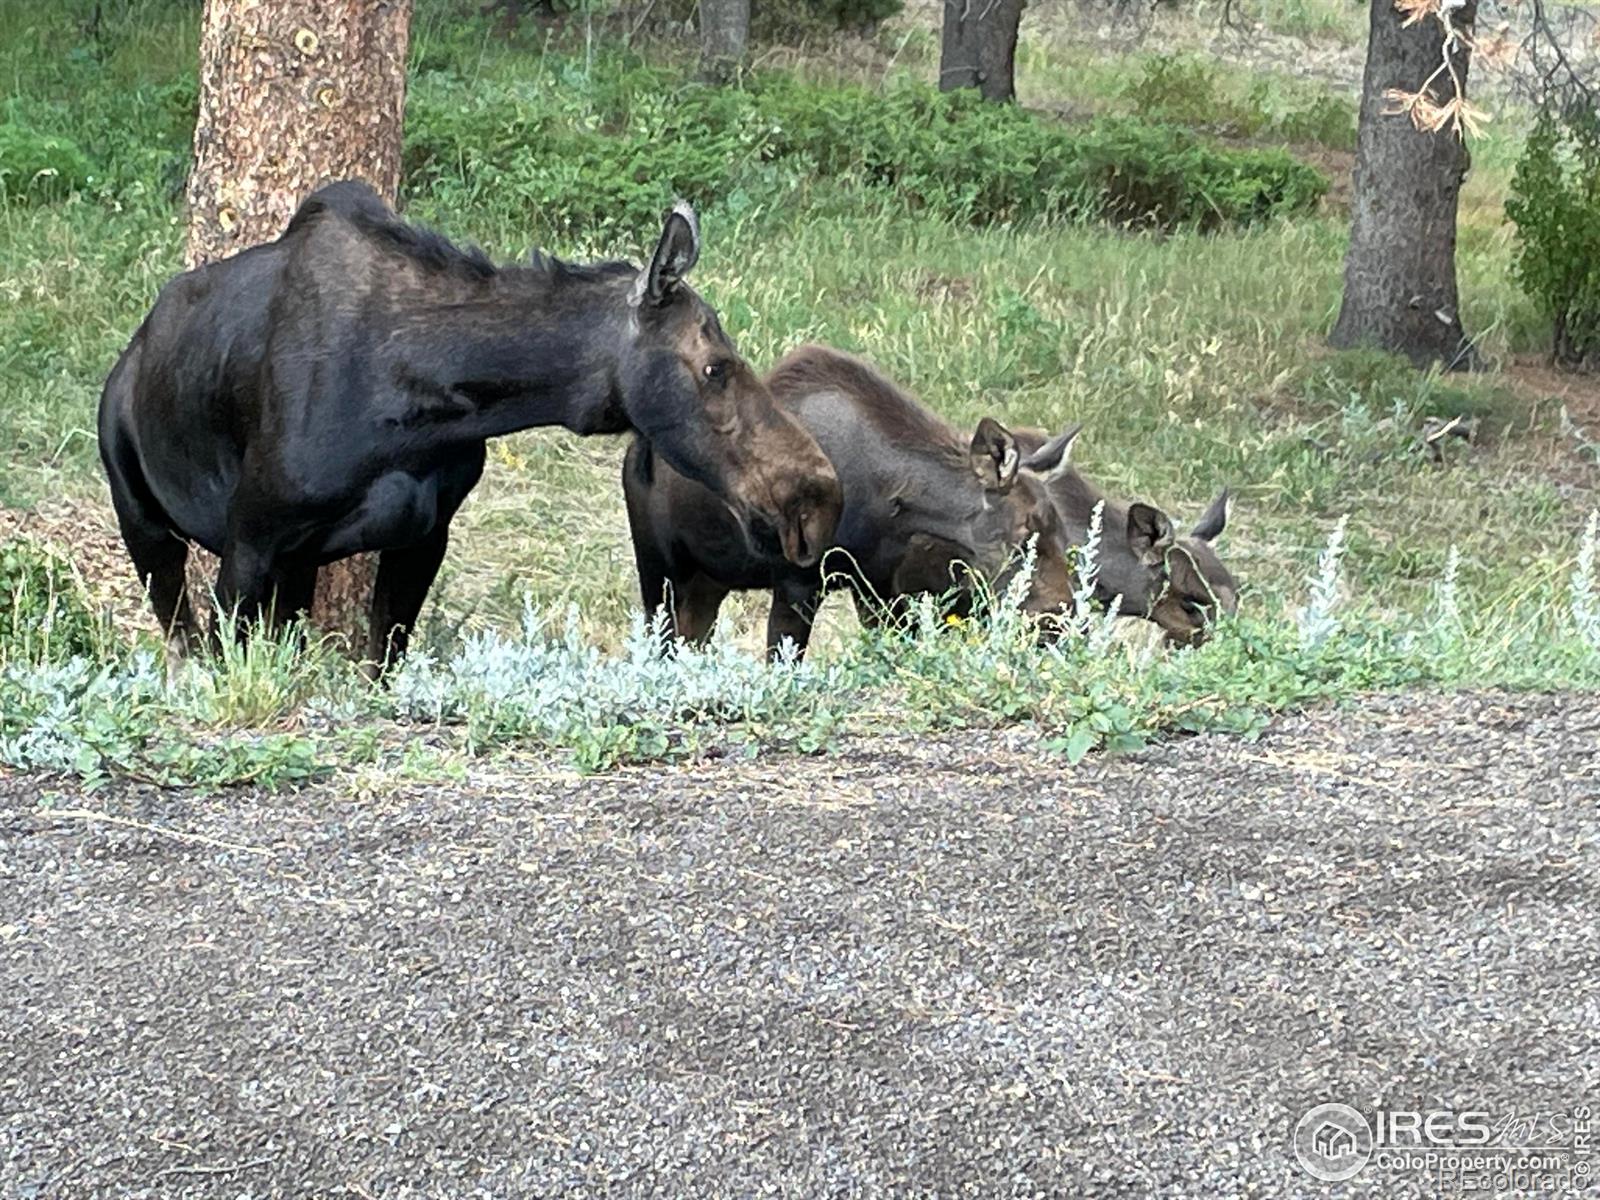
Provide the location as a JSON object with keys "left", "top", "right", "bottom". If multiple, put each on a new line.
{"left": 1294, "top": 1103, "right": 1373, "bottom": 1181}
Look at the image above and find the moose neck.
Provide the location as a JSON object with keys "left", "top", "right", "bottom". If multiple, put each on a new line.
{"left": 396, "top": 270, "right": 635, "bottom": 444}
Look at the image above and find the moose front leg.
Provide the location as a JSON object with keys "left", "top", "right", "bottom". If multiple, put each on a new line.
{"left": 765, "top": 583, "right": 821, "bottom": 661}
{"left": 363, "top": 451, "right": 485, "bottom": 677}
{"left": 366, "top": 524, "right": 451, "bottom": 678}
{"left": 670, "top": 572, "right": 732, "bottom": 647}
{"left": 213, "top": 537, "right": 279, "bottom": 643}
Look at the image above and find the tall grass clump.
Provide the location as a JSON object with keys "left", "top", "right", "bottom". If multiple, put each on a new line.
{"left": 175, "top": 612, "right": 360, "bottom": 729}
{"left": 0, "top": 539, "right": 112, "bottom": 666}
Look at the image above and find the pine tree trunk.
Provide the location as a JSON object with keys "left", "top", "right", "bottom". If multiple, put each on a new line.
{"left": 1330, "top": 0, "right": 1477, "bottom": 369}
{"left": 698, "top": 0, "right": 749, "bottom": 84}
{"left": 185, "top": 0, "right": 413, "bottom": 655}
{"left": 939, "top": 0, "right": 1026, "bottom": 103}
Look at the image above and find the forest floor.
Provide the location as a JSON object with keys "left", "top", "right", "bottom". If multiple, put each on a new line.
{"left": 4, "top": 688, "right": 1595, "bottom": 1198}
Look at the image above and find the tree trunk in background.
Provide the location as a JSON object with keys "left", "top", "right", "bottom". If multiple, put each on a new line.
{"left": 185, "top": 0, "right": 412, "bottom": 655}
{"left": 1330, "top": 0, "right": 1477, "bottom": 369}
{"left": 939, "top": 0, "right": 1025, "bottom": 102}
{"left": 698, "top": 0, "right": 749, "bottom": 84}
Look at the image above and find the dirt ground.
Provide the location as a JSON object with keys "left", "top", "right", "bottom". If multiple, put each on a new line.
{"left": 2, "top": 689, "right": 1596, "bottom": 1198}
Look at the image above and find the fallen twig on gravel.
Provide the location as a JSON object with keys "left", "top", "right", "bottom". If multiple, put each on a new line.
{"left": 153, "top": 1155, "right": 275, "bottom": 1180}
{"left": 39, "top": 807, "right": 271, "bottom": 855}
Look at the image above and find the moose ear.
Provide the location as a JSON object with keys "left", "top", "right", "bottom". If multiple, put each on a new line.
{"left": 1127, "top": 503, "right": 1175, "bottom": 568}
{"left": 1190, "top": 488, "right": 1230, "bottom": 543}
{"left": 1021, "top": 423, "right": 1082, "bottom": 474}
{"left": 634, "top": 201, "right": 700, "bottom": 307}
{"left": 969, "top": 417, "right": 1020, "bottom": 493}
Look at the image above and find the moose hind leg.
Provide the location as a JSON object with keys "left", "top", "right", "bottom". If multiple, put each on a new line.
{"left": 103, "top": 458, "right": 201, "bottom": 651}
{"left": 212, "top": 531, "right": 283, "bottom": 646}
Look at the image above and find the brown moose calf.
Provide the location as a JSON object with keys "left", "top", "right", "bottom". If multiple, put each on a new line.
{"left": 624, "top": 345, "right": 1078, "bottom": 657}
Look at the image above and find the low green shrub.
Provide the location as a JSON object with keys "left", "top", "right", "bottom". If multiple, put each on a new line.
{"left": 1125, "top": 55, "right": 1254, "bottom": 134}
{"left": 1070, "top": 119, "right": 1325, "bottom": 230}
{"left": 1507, "top": 104, "right": 1600, "bottom": 372}
{"left": 1275, "top": 92, "right": 1357, "bottom": 149}
{"left": 799, "top": 0, "right": 904, "bottom": 27}
{"left": 2, "top": 74, "right": 194, "bottom": 202}
{"left": 0, "top": 122, "right": 93, "bottom": 201}
{"left": 405, "top": 58, "right": 1327, "bottom": 238}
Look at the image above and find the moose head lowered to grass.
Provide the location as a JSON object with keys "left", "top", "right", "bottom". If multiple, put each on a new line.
{"left": 1011, "top": 426, "right": 1238, "bottom": 645}
{"left": 98, "top": 181, "right": 841, "bottom": 671}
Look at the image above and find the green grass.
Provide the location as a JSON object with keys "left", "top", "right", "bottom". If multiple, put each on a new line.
{"left": 1260, "top": 0, "right": 1367, "bottom": 43}
{"left": 1, "top": 0, "right": 1597, "bottom": 784}
{"left": 5, "top": 530, "right": 1599, "bottom": 782}
{"left": 1169, "top": 0, "right": 1369, "bottom": 44}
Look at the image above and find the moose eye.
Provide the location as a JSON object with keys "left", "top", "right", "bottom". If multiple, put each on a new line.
{"left": 703, "top": 361, "right": 728, "bottom": 384}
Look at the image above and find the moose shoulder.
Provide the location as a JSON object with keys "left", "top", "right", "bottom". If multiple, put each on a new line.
{"left": 98, "top": 181, "right": 838, "bottom": 670}
{"left": 623, "top": 344, "right": 1077, "bottom": 657}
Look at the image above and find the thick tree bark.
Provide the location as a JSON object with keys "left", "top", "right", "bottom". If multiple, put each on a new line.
{"left": 940, "top": 0, "right": 1026, "bottom": 102}
{"left": 1330, "top": 0, "right": 1478, "bottom": 369}
{"left": 185, "top": 0, "right": 413, "bottom": 654}
{"left": 698, "top": 0, "right": 750, "bottom": 84}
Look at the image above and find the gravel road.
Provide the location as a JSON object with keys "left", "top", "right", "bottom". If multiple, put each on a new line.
{"left": 3, "top": 690, "right": 1597, "bottom": 1199}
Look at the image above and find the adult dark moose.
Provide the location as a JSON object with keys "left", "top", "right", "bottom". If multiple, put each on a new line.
{"left": 98, "top": 182, "right": 842, "bottom": 672}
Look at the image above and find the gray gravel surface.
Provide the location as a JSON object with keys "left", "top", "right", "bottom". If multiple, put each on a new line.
{"left": 3, "top": 690, "right": 1597, "bottom": 1199}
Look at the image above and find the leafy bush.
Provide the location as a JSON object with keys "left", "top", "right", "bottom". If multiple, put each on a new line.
{"left": 1123, "top": 54, "right": 1355, "bottom": 150}
{"left": 1069, "top": 119, "right": 1325, "bottom": 230}
{"left": 798, "top": 0, "right": 903, "bottom": 26}
{"left": 0, "top": 539, "right": 105, "bottom": 664}
{"left": 1275, "top": 92, "right": 1357, "bottom": 149}
{"left": 405, "top": 58, "right": 1326, "bottom": 238}
{"left": 0, "top": 123, "right": 93, "bottom": 201}
{"left": 1126, "top": 56, "right": 1254, "bottom": 133}
{"left": 2, "top": 73, "right": 194, "bottom": 202}
{"left": 1507, "top": 105, "right": 1600, "bottom": 372}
